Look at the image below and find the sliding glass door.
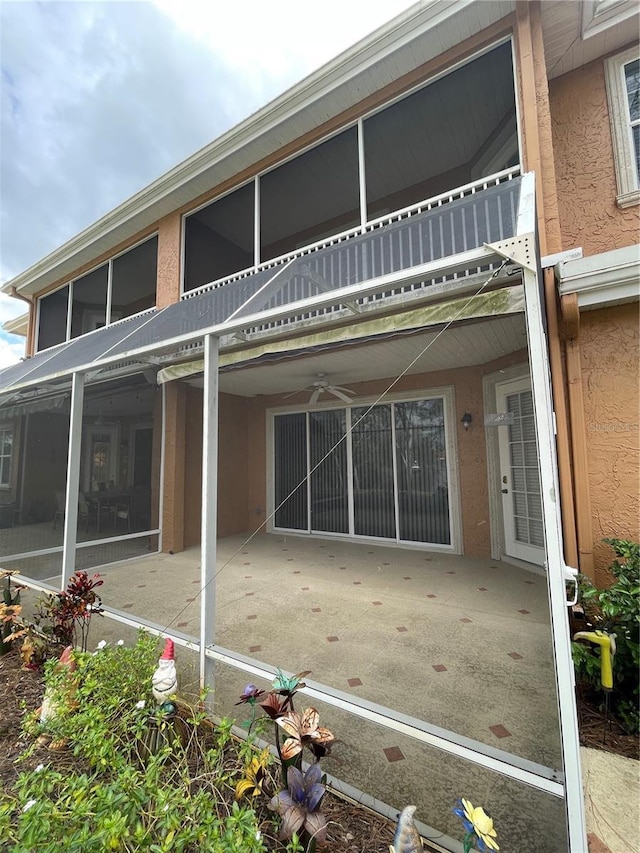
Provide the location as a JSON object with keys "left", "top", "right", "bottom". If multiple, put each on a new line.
{"left": 272, "top": 396, "right": 453, "bottom": 546}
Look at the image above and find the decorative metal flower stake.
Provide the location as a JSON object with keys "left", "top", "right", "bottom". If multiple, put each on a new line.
{"left": 453, "top": 798, "right": 499, "bottom": 852}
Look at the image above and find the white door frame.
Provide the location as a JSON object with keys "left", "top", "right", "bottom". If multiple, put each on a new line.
{"left": 495, "top": 375, "right": 545, "bottom": 566}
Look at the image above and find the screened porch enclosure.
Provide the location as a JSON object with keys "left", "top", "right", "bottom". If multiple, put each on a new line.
{"left": 274, "top": 398, "right": 451, "bottom": 545}
{"left": 0, "top": 373, "right": 162, "bottom": 584}
{"left": 183, "top": 39, "right": 518, "bottom": 293}
{"left": 0, "top": 171, "right": 586, "bottom": 851}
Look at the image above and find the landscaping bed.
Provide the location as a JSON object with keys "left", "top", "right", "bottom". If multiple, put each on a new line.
{"left": 0, "top": 642, "right": 398, "bottom": 853}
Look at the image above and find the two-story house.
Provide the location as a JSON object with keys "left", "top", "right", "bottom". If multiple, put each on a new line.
{"left": 1, "top": 2, "right": 637, "bottom": 850}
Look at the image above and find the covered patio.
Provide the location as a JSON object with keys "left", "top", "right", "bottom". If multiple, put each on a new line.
{"left": 0, "top": 172, "right": 584, "bottom": 850}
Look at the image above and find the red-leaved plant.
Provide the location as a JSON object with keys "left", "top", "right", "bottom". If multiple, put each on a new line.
{"left": 37, "top": 571, "right": 104, "bottom": 652}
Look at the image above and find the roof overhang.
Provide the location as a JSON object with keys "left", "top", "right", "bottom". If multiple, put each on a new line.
{"left": 556, "top": 244, "right": 640, "bottom": 310}
{"left": 2, "top": 312, "right": 29, "bottom": 337}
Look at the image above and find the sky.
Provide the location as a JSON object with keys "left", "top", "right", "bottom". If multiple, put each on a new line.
{"left": 0, "top": 0, "right": 417, "bottom": 368}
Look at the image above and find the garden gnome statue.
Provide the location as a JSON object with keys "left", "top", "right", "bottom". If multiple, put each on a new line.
{"left": 152, "top": 638, "right": 177, "bottom": 706}
{"left": 40, "top": 645, "right": 77, "bottom": 725}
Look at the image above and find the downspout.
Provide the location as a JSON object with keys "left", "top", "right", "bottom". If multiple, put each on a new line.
{"left": 543, "top": 268, "right": 579, "bottom": 569}
{"left": 9, "top": 286, "right": 36, "bottom": 357}
{"left": 560, "top": 292, "right": 595, "bottom": 581}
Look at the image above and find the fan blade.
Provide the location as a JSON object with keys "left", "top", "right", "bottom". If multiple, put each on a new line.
{"left": 283, "top": 389, "right": 305, "bottom": 399}
{"left": 310, "top": 388, "right": 322, "bottom": 403}
{"left": 331, "top": 385, "right": 355, "bottom": 395}
{"left": 330, "top": 388, "right": 353, "bottom": 403}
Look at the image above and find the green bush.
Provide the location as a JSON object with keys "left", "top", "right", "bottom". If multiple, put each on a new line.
{"left": 571, "top": 538, "right": 640, "bottom": 733}
{"left": 0, "top": 633, "right": 266, "bottom": 852}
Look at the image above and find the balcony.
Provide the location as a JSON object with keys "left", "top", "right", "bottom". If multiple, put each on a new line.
{"left": 182, "top": 168, "right": 521, "bottom": 333}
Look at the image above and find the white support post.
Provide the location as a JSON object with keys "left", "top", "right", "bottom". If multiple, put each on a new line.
{"left": 254, "top": 175, "right": 260, "bottom": 268}
{"left": 200, "top": 334, "right": 219, "bottom": 692}
{"left": 357, "top": 117, "right": 367, "bottom": 230}
{"left": 105, "top": 259, "right": 113, "bottom": 326}
{"left": 522, "top": 266, "right": 587, "bottom": 852}
{"left": 61, "top": 372, "right": 84, "bottom": 589}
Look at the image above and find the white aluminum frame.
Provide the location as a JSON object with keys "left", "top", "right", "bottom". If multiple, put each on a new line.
{"left": 199, "top": 334, "right": 219, "bottom": 688}
{"left": 61, "top": 372, "right": 84, "bottom": 587}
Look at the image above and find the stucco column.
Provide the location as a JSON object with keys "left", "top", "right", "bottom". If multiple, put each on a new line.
{"left": 515, "top": 0, "right": 562, "bottom": 255}
{"left": 162, "top": 381, "right": 187, "bottom": 553}
{"left": 156, "top": 211, "right": 182, "bottom": 308}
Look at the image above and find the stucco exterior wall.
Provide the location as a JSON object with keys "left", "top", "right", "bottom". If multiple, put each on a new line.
{"left": 156, "top": 211, "right": 182, "bottom": 308}
{"left": 217, "top": 392, "right": 250, "bottom": 539}
{"left": 178, "top": 388, "right": 252, "bottom": 547}
{"left": 579, "top": 303, "right": 640, "bottom": 586}
{"left": 549, "top": 53, "right": 640, "bottom": 256}
{"left": 183, "top": 387, "right": 203, "bottom": 548}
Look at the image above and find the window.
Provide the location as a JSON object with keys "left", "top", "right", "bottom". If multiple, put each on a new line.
{"left": 36, "top": 235, "right": 158, "bottom": 352}
{"left": 605, "top": 46, "right": 640, "bottom": 207}
{"left": 0, "top": 426, "right": 13, "bottom": 488}
{"left": 182, "top": 40, "right": 520, "bottom": 293}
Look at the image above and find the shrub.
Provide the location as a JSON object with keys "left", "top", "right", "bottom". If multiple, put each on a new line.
{"left": 0, "top": 633, "right": 266, "bottom": 852}
{"left": 572, "top": 538, "right": 640, "bottom": 733}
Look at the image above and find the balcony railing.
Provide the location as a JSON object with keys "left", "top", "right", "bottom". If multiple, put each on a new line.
{"left": 181, "top": 168, "right": 521, "bottom": 332}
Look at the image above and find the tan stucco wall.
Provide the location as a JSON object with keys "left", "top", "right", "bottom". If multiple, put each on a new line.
{"left": 183, "top": 387, "right": 203, "bottom": 548}
{"left": 177, "top": 387, "right": 252, "bottom": 548}
{"left": 157, "top": 211, "right": 182, "bottom": 308}
{"left": 549, "top": 53, "right": 640, "bottom": 256}
{"left": 579, "top": 304, "right": 640, "bottom": 586}
{"left": 217, "top": 392, "right": 250, "bottom": 539}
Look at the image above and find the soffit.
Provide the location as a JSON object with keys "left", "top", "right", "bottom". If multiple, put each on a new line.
{"left": 212, "top": 313, "right": 528, "bottom": 398}
{"left": 541, "top": 0, "right": 639, "bottom": 80}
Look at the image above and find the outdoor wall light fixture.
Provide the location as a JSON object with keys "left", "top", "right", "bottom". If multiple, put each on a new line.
{"left": 461, "top": 412, "right": 473, "bottom": 430}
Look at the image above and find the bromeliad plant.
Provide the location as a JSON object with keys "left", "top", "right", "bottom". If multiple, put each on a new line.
{"left": 36, "top": 570, "right": 104, "bottom": 652}
{"left": 236, "top": 669, "right": 334, "bottom": 849}
{"left": 0, "top": 569, "right": 26, "bottom": 655}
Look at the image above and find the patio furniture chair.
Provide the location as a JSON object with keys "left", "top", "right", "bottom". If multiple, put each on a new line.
{"left": 113, "top": 486, "right": 150, "bottom": 533}
{"left": 79, "top": 493, "right": 111, "bottom": 532}
{"left": 53, "top": 490, "right": 66, "bottom": 529}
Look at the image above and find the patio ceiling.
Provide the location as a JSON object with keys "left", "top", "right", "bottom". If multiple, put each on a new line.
{"left": 209, "top": 312, "right": 528, "bottom": 398}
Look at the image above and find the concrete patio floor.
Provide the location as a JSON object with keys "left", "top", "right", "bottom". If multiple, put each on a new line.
{"left": 16, "top": 532, "right": 639, "bottom": 851}
{"left": 71, "top": 532, "right": 573, "bottom": 852}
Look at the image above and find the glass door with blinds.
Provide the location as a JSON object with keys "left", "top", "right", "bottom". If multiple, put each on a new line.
{"left": 272, "top": 396, "right": 453, "bottom": 547}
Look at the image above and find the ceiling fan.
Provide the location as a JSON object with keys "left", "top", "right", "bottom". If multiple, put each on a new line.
{"left": 285, "top": 373, "right": 356, "bottom": 404}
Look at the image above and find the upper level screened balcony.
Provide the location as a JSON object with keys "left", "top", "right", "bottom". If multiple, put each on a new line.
{"left": 181, "top": 39, "right": 521, "bottom": 329}
{"left": 182, "top": 168, "right": 521, "bottom": 334}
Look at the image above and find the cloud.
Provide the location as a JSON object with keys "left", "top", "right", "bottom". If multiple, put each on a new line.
{"left": 1, "top": 0, "right": 413, "bottom": 287}
{"left": 0, "top": 330, "right": 25, "bottom": 369}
